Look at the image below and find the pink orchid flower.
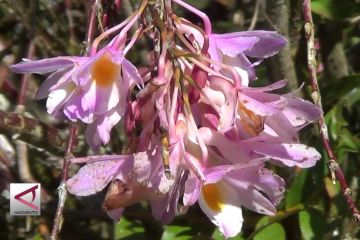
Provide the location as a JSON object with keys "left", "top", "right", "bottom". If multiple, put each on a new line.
{"left": 11, "top": 46, "right": 143, "bottom": 151}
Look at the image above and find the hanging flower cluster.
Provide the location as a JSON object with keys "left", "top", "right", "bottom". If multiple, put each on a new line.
{"left": 11, "top": 0, "right": 322, "bottom": 238}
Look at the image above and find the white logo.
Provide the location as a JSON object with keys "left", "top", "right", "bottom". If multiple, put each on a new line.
{"left": 10, "top": 183, "right": 41, "bottom": 216}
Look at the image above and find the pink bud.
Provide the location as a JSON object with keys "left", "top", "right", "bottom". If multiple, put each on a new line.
{"left": 189, "top": 54, "right": 210, "bottom": 104}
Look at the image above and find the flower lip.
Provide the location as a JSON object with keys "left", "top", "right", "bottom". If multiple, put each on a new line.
{"left": 202, "top": 183, "right": 224, "bottom": 212}
{"left": 90, "top": 52, "right": 120, "bottom": 87}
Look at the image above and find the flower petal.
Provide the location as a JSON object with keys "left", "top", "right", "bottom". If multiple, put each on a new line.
{"left": 198, "top": 182, "right": 243, "bottom": 238}
{"left": 209, "top": 77, "right": 238, "bottom": 132}
{"left": 122, "top": 59, "right": 144, "bottom": 88}
{"left": 183, "top": 172, "right": 201, "bottom": 206}
{"left": 35, "top": 67, "right": 72, "bottom": 99}
{"left": 248, "top": 141, "right": 321, "bottom": 167}
{"left": 85, "top": 109, "right": 122, "bottom": 151}
{"left": 282, "top": 97, "right": 322, "bottom": 127}
{"left": 46, "top": 88, "right": 72, "bottom": 116}
{"left": 11, "top": 57, "right": 80, "bottom": 74}
{"left": 107, "top": 208, "right": 124, "bottom": 222}
{"left": 238, "top": 31, "right": 287, "bottom": 58}
{"left": 66, "top": 155, "right": 133, "bottom": 196}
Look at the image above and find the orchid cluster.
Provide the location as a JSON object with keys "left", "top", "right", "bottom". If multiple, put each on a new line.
{"left": 11, "top": 0, "right": 322, "bottom": 238}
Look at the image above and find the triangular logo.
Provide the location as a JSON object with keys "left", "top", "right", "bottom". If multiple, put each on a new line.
{"left": 14, "top": 185, "right": 39, "bottom": 211}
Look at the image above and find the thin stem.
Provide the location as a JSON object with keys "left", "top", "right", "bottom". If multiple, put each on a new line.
{"left": 84, "top": 0, "right": 101, "bottom": 56}
{"left": 303, "top": 0, "right": 360, "bottom": 223}
{"left": 50, "top": 124, "right": 77, "bottom": 240}
{"left": 90, "top": 13, "right": 135, "bottom": 55}
{"left": 186, "top": 56, "right": 233, "bottom": 83}
{"left": 198, "top": 55, "right": 242, "bottom": 88}
{"left": 15, "top": 40, "right": 37, "bottom": 187}
{"left": 111, "top": 0, "right": 148, "bottom": 51}
{"left": 123, "top": 27, "right": 143, "bottom": 56}
{"left": 171, "top": 0, "right": 212, "bottom": 35}
{"left": 178, "top": 66, "right": 209, "bottom": 167}
{"left": 50, "top": 0, "right": 101, "bottom": 238}
{"left": 17, "top": 40, "right": 35, "bottom": 107}
{"left": 248, "top": 0, "right": 260, "bottom": 31}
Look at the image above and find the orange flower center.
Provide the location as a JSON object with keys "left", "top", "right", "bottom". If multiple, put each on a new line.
{"left": 238, "top": 103, "right": 264, "bottom": 136}
{"left": 202, "top": 183, "right": 224, "bottom": 212}
{"left": 91, "top": 53, "right": 120, "bottom": 86}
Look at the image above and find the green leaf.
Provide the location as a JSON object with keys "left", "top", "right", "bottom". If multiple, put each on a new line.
{"left": 285, "top": 170, "right": 308, "bottom": 209}
{"left": 311, "top": 0, "right": 360, "bottom": 20}
{"left": 32, "top": 234, "right": 43, "bottom": 240}
{"left": 311, "top": 0, "right": 336, "bottom": 20}
{"left": 254, "top": 217, "right": 286, "bottom": 240}
{"left": 324, "top": 176, "right": 340, "bottom": 198}
{"left": 212, "top": 228, "right": 244, "bottom": 240}
{"left": 161, "top": 225, "right": 192, "bottom": 240}
{"left": 114, "top": 218, "right": 146, "bottom": 240}
{"left": 338, "top": 129, "right": 360, "bottom": 152}
{"left": 299, "top": 210, "right": 326, "bottom": 240}
{"left": 323, "top": 74, "right": 360, "bottom": 105}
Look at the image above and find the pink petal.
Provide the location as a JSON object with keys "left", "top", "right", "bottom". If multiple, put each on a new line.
{"left": 235, "top": 31, "right": 287, "bottom": 58}
{"left": 107, "top": 208, "right": 124, "bottom": 222}
{"left": 247, "top": 141, "right": 321, "bottom": 168}
{"left": 122, "top": 59, "right": 143, "bottom": 88}
{"left": 11, "top": 57, "right": 80, "bottom": 74}
{"left": 282, "top": 97, "right": 322, "bottom": 127}
{"left": 183, "top": 172, "right": 201, "bottom": 206}
{"left": 209, "top": 77, "right": 238, "bottom": 132}
{"left": 211, "top": 34, "right": 259, "bottom": 58}
{"left": 66, "top": 155, "right": 133, "bottom": 196}
{"left": 35, "top": 67, "right": 72, "bottom": 99}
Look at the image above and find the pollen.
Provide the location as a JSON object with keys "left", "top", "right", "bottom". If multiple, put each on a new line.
{"left": 91, "top": 53, "right": 120, "bottom": 86}
{"left": 202, "top": 183, "right": 223, "bottom": 212}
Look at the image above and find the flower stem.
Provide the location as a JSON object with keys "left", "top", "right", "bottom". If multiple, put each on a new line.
{"left": 303, "top": 0, "right": 360, "bottom": 223}
{"left": 50, "top": 0, "right": 101, "bottom": 238}
{"left": 50, "top": 124, "right": 77, "bottom": 240}
{"left": 84, "top": 0, "right": 102, "bottom": 56}
{"left": 171, "top": 0, "right": 212, "bottom": 36}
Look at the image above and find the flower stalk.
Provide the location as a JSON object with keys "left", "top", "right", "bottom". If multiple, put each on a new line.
{"left": 50, "top": 0, "right": 101, "bottom": 238}
{"left": 302, "top": 0, "right": 360, "bottom": 222}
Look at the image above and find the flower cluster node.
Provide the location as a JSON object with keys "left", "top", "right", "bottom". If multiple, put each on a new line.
{"left": 11, "top": 0, "right": 322, "bottom": 238}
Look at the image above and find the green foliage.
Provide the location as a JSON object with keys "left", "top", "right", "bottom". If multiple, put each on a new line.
{"left": 285, "top": 171, "right": 308, "bottom": 209}
{"left": 115, "top": 218, "right": 146, "bottom": 240}
{"left": 161, "top": 225, "right": 192, "bottom": 240}
{"left": 311, "top": 0, "right": 360, "bottom": 20}
{"left": 253, "top": 217, "right": 286, "bottom": 240}
{"left": 212, "top": 228, "right": 244, "bottom": 240}
{"left": 298, "top": 210, "right": 326, "bottom": 240}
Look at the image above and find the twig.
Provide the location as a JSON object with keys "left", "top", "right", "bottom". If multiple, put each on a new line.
{"left": 303, "top": 0, "right": 360, "bottom": 223}
{"left": 248, "top": 0, "right": 260, "bottom": 31}
{"left": 50, "top": 124, "right": 77, "bottom": 240}
{"left": 50, "top": 1, "right": 101, "bottom": 239}
{"left": 16, "top": 41, "right": 35, "bottom": 108}
{"left": 15, "top": 40, "right": 36, "bottom": 183}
